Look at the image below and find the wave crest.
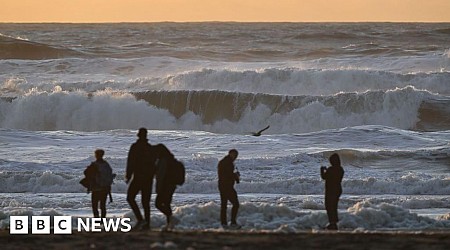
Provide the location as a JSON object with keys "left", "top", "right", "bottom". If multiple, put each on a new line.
{"left": 0, "top": 34, "right": 81, "bottom": 60}
{"left": 1, "top": 87, "right": 449, "bottom": 133}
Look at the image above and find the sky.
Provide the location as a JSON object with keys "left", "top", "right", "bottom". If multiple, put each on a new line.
{"left": 1, "top": 0, "right": 449, "bottom": 23}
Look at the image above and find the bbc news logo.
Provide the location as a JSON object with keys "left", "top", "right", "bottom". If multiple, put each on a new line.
{"left": 10, "top": 216, "right": 132, "bottom": 234}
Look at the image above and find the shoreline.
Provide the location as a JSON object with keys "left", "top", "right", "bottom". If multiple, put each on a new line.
{"left": 1, "top": 229, "right": 450, "bottom": 250}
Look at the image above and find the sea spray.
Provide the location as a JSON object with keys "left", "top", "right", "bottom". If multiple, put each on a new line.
{"left": 1, "top": 87, "right": 443, "bottom": 133}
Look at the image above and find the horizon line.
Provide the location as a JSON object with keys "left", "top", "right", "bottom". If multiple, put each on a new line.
{"left": 1, "top": 20, "right": 450, "bottom": 24}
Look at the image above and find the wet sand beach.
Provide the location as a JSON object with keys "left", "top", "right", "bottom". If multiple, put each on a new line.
{"left": 1, "top": 230, "right": 449, "bottom": 250}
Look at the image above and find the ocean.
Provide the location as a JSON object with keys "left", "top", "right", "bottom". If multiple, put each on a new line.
{"left": 0, "top": 22, "right": 449, "bottom": 231}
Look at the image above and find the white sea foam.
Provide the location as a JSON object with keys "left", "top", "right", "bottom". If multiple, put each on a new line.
{"left": 2, "top": 66, "right": 450, "bottom": 96}
{"left": 161, "top": 68, "right": 450, "bottom": 95}
{"left": 0, "top": 168, "right": 447, "bottom": 195}
{"left": 1, "top": 200, "right": 448, "bottom": 230}
{"left": 0, "top": 89, "right": 177, "bottom": 131}
{"left": 0, "top": 127, "right": 448, "bottom": 199}
{"left": 343, "top": 201, "right": 450, "bottom": 230}
{"left": 0, "top": 87, "right": 438, "bottom": 133}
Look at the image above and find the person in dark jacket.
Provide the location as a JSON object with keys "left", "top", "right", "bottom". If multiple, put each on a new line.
{"left": 126, "top": 128, "right": 158, "bottom": 230}
{"left": 218, "top": 149, "right": 241, "bottom": 229}
{"left": 155, "top": 144, "right": 179, "bottom": 230}
{"left": 320, "top": 153, "right": 345, "bottom": 230}
{"left": 86, "top": 149, "right": 113, "bottom": 218}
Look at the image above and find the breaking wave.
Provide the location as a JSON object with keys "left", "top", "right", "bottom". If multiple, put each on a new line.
{"left": 1, "top": 87, "right": 449, "bottom": 133}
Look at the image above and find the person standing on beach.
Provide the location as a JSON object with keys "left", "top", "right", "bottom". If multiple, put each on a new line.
{"left": 126, "top": 128, "right": 158, "bottom": 230}
{"left": 85, "top": 149, "right": 114, "bottom": 218}
{"left": 320, "top": 153, "right": 344, "bottom": 230}
{"left": 218, "top": 149, "right": 241, "bottom": 229}
{"left": 155, "top": 143, "right": 183, "bottom": 230}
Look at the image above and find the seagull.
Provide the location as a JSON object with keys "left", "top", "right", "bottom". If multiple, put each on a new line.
{"left": 252, "top": 125, "right": 270, "bottom": 136}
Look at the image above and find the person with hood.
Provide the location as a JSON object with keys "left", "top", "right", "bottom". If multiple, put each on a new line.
{"left": 320, "top": 153, "right": 345, "bottom": 230}
{"left": 85, "top": 149, "right": 113, "bottom": 218}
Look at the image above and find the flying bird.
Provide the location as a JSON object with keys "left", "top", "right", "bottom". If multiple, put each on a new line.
{"left": 252, "top": 125, "right": 270, "bottom": 136}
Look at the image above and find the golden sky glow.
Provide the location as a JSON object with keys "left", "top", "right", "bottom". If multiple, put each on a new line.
{"left": 1, "top": 0, "right": 449, "bottom": 23}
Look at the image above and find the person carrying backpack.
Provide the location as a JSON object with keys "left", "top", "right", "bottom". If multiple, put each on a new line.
{"left": 85, "top": 149, "right": 114, "bottom": 218}
{"left": 155, "top": 144, "right": 184, "bottom": 230}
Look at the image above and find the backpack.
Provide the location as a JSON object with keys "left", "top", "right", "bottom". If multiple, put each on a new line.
{"left": 79, "top": 177, "right": 90, "bottom": 190}
{"left": 171, "top": 158, "right": 185, "bottom": 186}
{"left": 95, "top": 161, "right": 114, "bottom": 188}
{"left": 80, "top": 163, "right": 97, "bottom": 192}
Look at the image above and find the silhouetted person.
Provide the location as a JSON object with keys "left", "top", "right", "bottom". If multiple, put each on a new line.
{"left": 320, "top": 153, "right": 344, "bottom": 230}
{"left": 85, "top": 149, "right": 114, "bottom": 218}
{"left": 252, "top": 125, "right": 270, "bottom": 136}
{"left": 155, "top": 144, "right": 180, "bottom": 230}
{"left": 218, "top": 149, "right": 241, "bottom": 229}
{"left": 126, "top": 128, "right": 157, "bottom": 230}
